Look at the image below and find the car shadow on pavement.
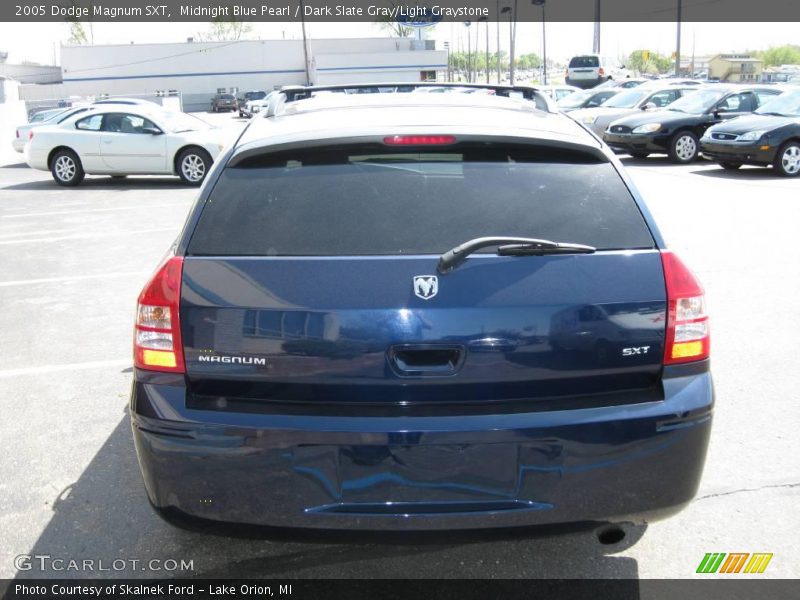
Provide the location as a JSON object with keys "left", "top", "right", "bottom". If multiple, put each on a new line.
{"left": 0, "top": 162, "right": 28, "bottom": 169}
{"left": 18, "top": 413, "right": 645, "bottom": 582}
{"left": 690, "top": 166, "right": 781, "bottom": 180}
{"left": 2, "top": 177, "right": 188, "bottom": 191}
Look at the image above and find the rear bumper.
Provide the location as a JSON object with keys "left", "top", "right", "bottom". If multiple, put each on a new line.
{"left": 603, "top": 132, "right": 671, "bottom": 154}
{"left": 699, "top": 140, "right": 777, "bottom": 165}
{"left": 566, "top": 76, "right": 602, "bottom": 89}
{"left": 131, "top": 366, "right": 713, "bottom": 531}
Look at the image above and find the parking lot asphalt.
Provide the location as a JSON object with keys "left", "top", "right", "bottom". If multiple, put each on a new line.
{"left": 1, "top": 111, "right": 798, "bottom": 580}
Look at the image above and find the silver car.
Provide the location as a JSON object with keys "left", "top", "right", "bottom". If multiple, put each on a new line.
{"left": 569, "top": 85, "right": 699, "bottom": 136}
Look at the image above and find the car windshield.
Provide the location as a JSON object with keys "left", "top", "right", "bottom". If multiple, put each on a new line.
{"left": 220, "top": 94, "right": 235, "bottom": 100}
{"left": 667, "top": 89, "right": 727, "bottom": 113}
{"left": 602, "top": 89, "right": 647, "bottom": 108}
{"left": 558, "top": 91, "right": 594, "bottom": 108}
{"left": 755, "top": 90, "right": 800, "bottom": 117}
{"left": 247, "top": 91, "right": 267, "bottom": 100}
{"left": 157, "top": 111, "right": 212, "bottom": 133}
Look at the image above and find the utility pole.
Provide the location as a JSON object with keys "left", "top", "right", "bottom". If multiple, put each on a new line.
{"left": 300, "top": 0, "right": 310, "bottom": 84}
{"left": 675, "top": 0, "right": 682, "bottom": 76}
{"left": 593, "top": 0, "right": 600, "bottom": 54}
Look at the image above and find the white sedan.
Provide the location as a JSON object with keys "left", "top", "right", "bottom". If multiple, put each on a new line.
{"left": 25, "top": 107, "right": 232, "bottom": 186}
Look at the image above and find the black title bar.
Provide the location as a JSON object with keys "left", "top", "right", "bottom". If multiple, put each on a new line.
{"left": 5, "top": 0, "right": 800, "bottom": 22}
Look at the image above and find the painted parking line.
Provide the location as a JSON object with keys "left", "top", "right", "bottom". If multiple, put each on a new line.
{"left": 0, "top": 271, "right": 149, "bottom": 288}
{"left": 0, "top": 227, "right": 176, "bottom": 245}
{"left": 0, "top": 359, "right": 130, "bottom": 379}
{"left": 0, "top": 203, "right": 189, "bottom": 219}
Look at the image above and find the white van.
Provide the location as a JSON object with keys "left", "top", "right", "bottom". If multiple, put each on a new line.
{"left": 566, "top": 54, "right": 629, "bottom": 89}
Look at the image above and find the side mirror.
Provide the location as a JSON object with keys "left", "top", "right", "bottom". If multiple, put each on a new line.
{"left": 643, "top": 102, "right": 657, "bottom": 111}
{"left": 142, "top": 127, "right": 162, "bottom": 135}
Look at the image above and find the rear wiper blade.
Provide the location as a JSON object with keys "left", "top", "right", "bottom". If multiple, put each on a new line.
{"left": 437, "top": 236, "right": 596, "bottom": 274}
{"left": 756, "top": 111, "right": 787, "bottom": 117}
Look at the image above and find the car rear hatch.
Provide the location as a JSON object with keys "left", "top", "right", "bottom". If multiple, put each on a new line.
{"left": 180, "top": 139, "right": 666, "bottom": 413}
{"left": 568, "top": 56, "right": 600, "bottom": 80}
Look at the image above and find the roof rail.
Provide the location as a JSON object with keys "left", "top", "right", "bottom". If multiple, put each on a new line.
{"left": 264, "top": 82, "right": 556, "bottom": 117}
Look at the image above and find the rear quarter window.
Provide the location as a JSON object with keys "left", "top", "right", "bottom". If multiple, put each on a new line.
{"left": 187, "top": 144, "right": 654, "bottom": 256}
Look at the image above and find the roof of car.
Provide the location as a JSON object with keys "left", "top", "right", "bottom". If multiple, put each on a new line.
{"left": 234, "top": 93, "right": 601, "bottom": 157}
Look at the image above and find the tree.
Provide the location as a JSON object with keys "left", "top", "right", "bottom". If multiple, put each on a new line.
{"left": 67, "top": 22, "right": 88, "bottom": 45}
{"left": 753, "top": 45, "right": 800, "bottom": 67}
{"left": 64, "top": 1, "right": 93, "bottom": 45}
{"left": 627, "top": 49, "right": 672, "bottom": 75}
{"left": 375, "top": 2, "right": 415, "bottom": 37}
{"left": 517, "top": 53, "right": 542, "bottom": 70}
{"left": 198, "top": 18, "right": 253, "bottom": 41}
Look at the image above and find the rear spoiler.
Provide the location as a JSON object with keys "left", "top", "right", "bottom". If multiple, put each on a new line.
{"left": 263, "top": 82, "right": 557, "bottom": 117}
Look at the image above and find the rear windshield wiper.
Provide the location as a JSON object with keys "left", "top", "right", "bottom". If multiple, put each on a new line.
{"left": 756, "top": 111, "right": 788, "bottom": 117}
{"left": 437, "top": 236, "right": 596, "bottom": 274}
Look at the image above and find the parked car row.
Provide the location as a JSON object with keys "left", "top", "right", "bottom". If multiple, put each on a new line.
{"left": 558, "top": 81, "right": 800, "bottom": 175}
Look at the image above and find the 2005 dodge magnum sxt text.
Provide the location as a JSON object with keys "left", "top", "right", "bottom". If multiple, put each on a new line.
{"left": 130, "top": 84, "right": 713, "bottom": 532}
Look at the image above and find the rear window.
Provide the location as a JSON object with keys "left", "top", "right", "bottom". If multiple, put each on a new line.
{"left": 187, "top": 144, "right": 654, "bottom": 256}
{"left": 569, "top": 56, "right": 599, "bottom": 68}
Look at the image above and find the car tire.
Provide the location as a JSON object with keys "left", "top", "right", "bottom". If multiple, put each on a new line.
{"left": 719, "top": 162, "right": 742, "bottom": 170}
{"left": 668, "top": 130, "right": 699, "bottom": 163}
{"left": 50, "top": 149, "right": 85, "bottom": 187}
{"left": 773, "top": 141, "right": 800, "bottom": 177}
{"left": 177, "top": 147, "right": 212, "bottom": 186}
{"left": 630, "top": 152, "right": 650, "bottom": 159}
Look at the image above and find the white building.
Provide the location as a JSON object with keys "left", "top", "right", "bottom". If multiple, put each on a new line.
{"left": 54, "top": 38, "right": 446, "bottom": 111}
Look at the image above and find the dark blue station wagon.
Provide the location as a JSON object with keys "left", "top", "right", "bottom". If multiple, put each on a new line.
{"left": 130, "top": 86, "right": 713, "bottom": 531}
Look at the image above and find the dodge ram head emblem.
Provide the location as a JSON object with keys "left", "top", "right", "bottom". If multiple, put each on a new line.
{"left": 413, "top": 275, "right": 438, "bottom": 300}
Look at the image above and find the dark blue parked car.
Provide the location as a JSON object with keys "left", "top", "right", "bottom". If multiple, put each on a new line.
{"left": 131, "top": 84, "right": 713, "bottom": 532}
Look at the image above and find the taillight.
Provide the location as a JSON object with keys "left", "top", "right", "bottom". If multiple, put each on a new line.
{"left": 598, "top": 67, "right": 606, "bottom": 77}
{"left": 133, "top": 255, "right": 185, "bottom": 373}
{"left": 662, "top": 251, "right": 710, "bottom": 365}
{"left": 384, "top": 135, "right": 456, "bottom": 146}
{"left": 28, "top": 131, "right": 34, "bottom": 140}
{"left": 16, "top": 130, "right": 20, "bottom": 138}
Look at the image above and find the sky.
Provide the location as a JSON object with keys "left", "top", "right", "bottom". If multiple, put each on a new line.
{"left": 1, "top": 21, "right": 799, "bottom": 66}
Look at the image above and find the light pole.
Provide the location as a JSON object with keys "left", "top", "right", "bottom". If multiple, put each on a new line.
{"left": 465, "top": 21, "right": 472, "bottom": 82}
{"left": 444, "top": 41, "right": 451, "bottom": 81}
{"left": 532, "top": 0, "right": 546, "bottom": 84}
{"left": 511, "top": 0, "right": 518, "bottom": 85}
{"left": 496, "top": 1, "right": 502, "bottom": 84}
{"left": 479, "top": 16, "right": 490, "bottom": 83}
{"left": 502, "top": 2, "right": 517, "bottom": 85}
{"left": 675, "top": 0, "right": 682, "bottom": 76}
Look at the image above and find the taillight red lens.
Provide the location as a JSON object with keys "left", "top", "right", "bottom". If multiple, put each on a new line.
{"left": 383, "top": 135, "right": 456, "bottom": 146}
{"left": 598, "top": 67, "right": 606, "bottom": 76}
{"left": 662, "top": 251, "right": 710, "bottom": 365}
{"left": 28, "top": 131, "right": 33, "bottom": 140}
{"left": 16, "top": 130, "right": 20, "bottom": 138}
{"left": 133, "top": 255, "right": 185, "bottom": 373}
